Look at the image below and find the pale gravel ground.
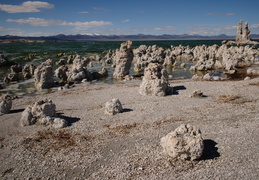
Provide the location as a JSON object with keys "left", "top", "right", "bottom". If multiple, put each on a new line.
{"left": 0, "top": 77, "right": 259, "bottom": 179}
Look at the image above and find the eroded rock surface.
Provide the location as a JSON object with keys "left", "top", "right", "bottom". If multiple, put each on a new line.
{"left": 113, "top": 41, "right": 133, "bottom": 79}
{"left": 104, "top": 98, "right": 123, "bottom": 115}
{"left": 0, "top": 95, "right": 12, "bottom": 115}
{"left": 160, "top": 124, "right": 204, "bottom": 160}
{"left": 139, "top": 63, "right": 171, "bottom": 96}
{"left": 20, "top": 99, "right": 67, "bottom": 128}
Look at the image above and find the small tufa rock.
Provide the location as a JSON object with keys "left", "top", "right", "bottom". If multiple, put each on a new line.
{"left": 160, "top": 124, "right": 204, "bottom": 160}
{"left": 0, "top": 95, "right": 12, "bottom": 115}
{"left": 190, "top": 90, "right": 205, "bottom": 98}
{"left": 104, "top": 98, "right": 123, "bottom": 115}
{"left": 20, "top": 99, "right": 67, "bottom": 128}
{"left": 139, "top": 63, "right": 171, "bottom": 96}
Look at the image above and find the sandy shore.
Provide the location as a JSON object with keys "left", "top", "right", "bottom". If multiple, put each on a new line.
{"left": 0, "top": 77, "right": 259, "bottom": 179}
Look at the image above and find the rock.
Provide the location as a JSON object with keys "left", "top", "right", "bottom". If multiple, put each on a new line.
{"left": 190, "top": 90, "right": 205, "bottom": 98}
{"left": 55, "top": 65, "right": 69, "bottom": 83}
{"left": 244, "top": 76, "right": 251, "bottom": 80}
{"left": 91, "top": 68, "right": 108, "bottom": 79}
{"left": 235, "top": 20, "right": 258, "bottom": 45}
{"left": 34, "top": 59, "right": 54, "bottom": 90}
{"left": 139, "top": 63, "right": 171, "bottom": 96}
{"left": 104, "top": 98, "right": 123, "bottom": 115}
{"left": 0, "top": 95, "right": 12, "bottom": 115}
{"left": 68, "top": 55, "right": 92, "bottom": 82}
{"left": 20, "top": 99, "right": 67, "bottom": 128}
{"left": 22, "top": 64, "right": 35, "bottom": 79}
{"left": 4, "top": 73, "right": 20, "bottom": 82}
{"left": 0, "top": 51, "right": 11, "bottom": 66}
{"left": 10, "top": 64, "right": 22, "bottom": 73}
{"left": 160, "top": 124, "right": 204, "bottom": 160}
{"left": 113, "top": 41, "right": 133, "bottom": 79}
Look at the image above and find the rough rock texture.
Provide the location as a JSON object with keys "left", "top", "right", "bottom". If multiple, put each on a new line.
{"left": 68, "top": 55, "right": 92, "bottom": 82}
{"left": 0, "top": 51, "right": 11, "bottom": 66}
{"left": 22, "top": 64, "right": 35, "bottom": 79}
{"left": 34, "top": 59, "right": 54, "bottom": 90}
{"left": 104, "top": 98, "right": 123, "bottom": 115}
{"left": 20, "top": 99, "right": 67, "bottom": 128}
{"left": 113, "top": 41, "right": 133, "bottom": 79}
{"left": 139, "top": 63, "right": 171, "bottom": 96}
{"left": 55, "top": 65, "right": 69, "bottom": 83}
{"left": 91, "top": 67, "right": 108, "bottom": 80}
{"left": 160, "top": 124, "right": 204, "bottom": 160}
{"left": 0, "top": 95, "right": 12, "bottom": 115}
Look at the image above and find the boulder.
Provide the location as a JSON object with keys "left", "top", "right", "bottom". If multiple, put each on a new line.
{"left": 104, "top": 98, "right": 123, "bottom": 115}
{"left": 139, "top": 63, "right": 171, "bottom": 96}
{"left": 91, "top": 68, "right": 108, "bottom": 79}
{"left": 55, "top": 65, "right": 69, "bottom": 83}
{"left": 160, "top": 124, "right": 204, "bottom": 160}
{"left": 113, "top": 41, "right": 133, "bottom": 79}
{"left": 34, "top": 59, "right": 54, "bottom": 90}
{"left": 22, "top": 64, "right": 35, "bottom": 79}
{"left": 0, "top": 95, "right": 12, "bottom": 115}
{"left": 20, "top": 99, "right": 67, "bottom": 128}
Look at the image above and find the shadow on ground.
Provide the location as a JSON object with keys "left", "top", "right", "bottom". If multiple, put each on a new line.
{"left": 56, "top": 113, "right": 80, "bottom": 126}
{"left": 170, "top": 85, "right": 187, "bottom": 95}
{"left": 200, "top": 139, "right": 220, "bottom": 160}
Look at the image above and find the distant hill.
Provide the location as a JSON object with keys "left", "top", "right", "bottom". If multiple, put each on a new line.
{"left": 1, "top": 33, "right": 258, "bottom": 42}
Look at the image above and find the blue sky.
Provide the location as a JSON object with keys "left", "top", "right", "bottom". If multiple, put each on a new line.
{"left": 0, "top": 0, "right": 258, "bottom": 36}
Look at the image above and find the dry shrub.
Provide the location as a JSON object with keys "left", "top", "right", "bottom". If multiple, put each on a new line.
{"left": 249, "top": 82, "right": 259, "bottom": 86}
{"left": 103, "top": 123, "right": 137, "bottom": 130}
{"left": 217, "top": 95, "right": 253, "bottom": 104}
{"left": 154, "top": 117, "right": 184, "bottom": 126}
{"left": 23, "top": 129, "right": 76, "bottom": 153}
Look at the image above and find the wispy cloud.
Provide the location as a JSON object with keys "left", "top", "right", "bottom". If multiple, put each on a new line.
{"left": 78, "top": 11, "right": 89, "bottom": 14}
{"left": 188, "top": 25, "right": 238, "bottom": 35}
{"left": 7, "top": 17, "right": 112, "bottom": 28}
{"left": 137, "top": 10, "right": 144, "bottom": 13}
{"left": 251, "top": 24, "right": 259, "bottom": 29}
{"left": 0, "top": 1, "right": 54, "bottom": 13}
{"left": 93, "top": 7, "right": 109, "bottom": 12}
{"left": 154, "top": 26, "right": 176, "bottom": 31}
{"left": 207, "top": 13, "right": 236, "bottom": 16}
{"left": 0, "top": 26, "right": 21, "bottom": 31}
{"left": 7, "top": 17, "right": 59, "bottom": 26}
{"left": 122, "top": 19, "right": 130, "bottom": 23}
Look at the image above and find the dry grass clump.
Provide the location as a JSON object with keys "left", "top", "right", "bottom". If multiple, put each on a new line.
{"left": 217, "top": 95, "right": 253, "bottom": 104}
{"left": 23, "top": 129, "right": 76, "bottom": 153}
{"left": 103, "top": 123, "right": 137, "bottom": 131}
{"left": 249, "top": 81, "right": 259, "bottom": 86}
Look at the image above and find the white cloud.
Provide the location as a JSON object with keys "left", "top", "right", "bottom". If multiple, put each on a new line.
{"left": 78, "top": 11, "right": 89, "bottom": 14}
{"left": 207, "top": 13, "right": 236, "bottom": 16}
{"left": 7, "top": 17, "right": 59, "bottom": 26}
{"left": 0, "top": 27, "right": 21, "bottom": 31}
{"left": 154, "top": 26, "right": 176, "bottom": 31}
{"left": 0, "top": 1, "right": 54, "bottom": 13}
{"left": 7, "top": 17, "right": 112, "bottom": 28}
{"left": 251, "top": 24, "right": 259, "bottom": 29}
{"left": 122, "top": 19, "right": 130, "bottom": 23}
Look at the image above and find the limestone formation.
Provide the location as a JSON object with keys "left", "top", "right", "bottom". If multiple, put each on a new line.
{"left": 91, "top": 67, "right": 108, "bottom": 80}
{"left": 34, "top": 59, "right": 54, "bottom": 90}
{"left": 0, "top": 95, "right": 12, "bottom": 115}
{"left": 0, "top": 51, "right": 11, "bottom": 66}
{"left": 113, "top": 41, "right": 133, "bottom": 79}
{"left": 20, "top": 99, "right": 67, "bottom": 128}
{"left": 160, "top": 124, "right": 204, "bottom": 160}
{"left": 55, "top": 65, "right": 69, "bottom": 83}
{"left": 68, "top": 55, "right": 93, "bottom": 82}
{"left": 234, "top": 20, "right": 258, "bottom": 45}
{"left": 104, "top": 98, "right": 123, "bottom": 115}
{"left": 139, "top": 63, "right": 171, "bottom": 96}
{"left": 22, "top": 64, "right": 35, "bottom": 79}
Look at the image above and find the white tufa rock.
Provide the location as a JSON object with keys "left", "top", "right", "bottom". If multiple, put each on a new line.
{"left": 104, "top": 98, "right": 123, "bottom": 115}
{"left": 139, "top": 63, "right": 171, "bottom": 96}
{"left": 20, "top": 99, "right": 67, "bottom": 128}
{"left": 0, "top": 95, "right": 12, "bottom": 115}
{"left": 160, "top": 124, "right": 204, "bottom": 160}
{"left": 113, "top": 41, "right": 133, "bottom": 79}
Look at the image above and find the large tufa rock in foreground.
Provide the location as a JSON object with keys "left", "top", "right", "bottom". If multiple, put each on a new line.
{"left": 160, "top": 124, "right": 204, "bottom": 160}
{"left": 139, "top": 63, "right": 171, "bottom": 96}
{"left": 104, "top": 98, "right": 123, "bottom": 115}
{"left": 0, "top": 95, "right": 12, "bottom": 115}
{"left": 20, "top": 99, "right": 67, "bottom": 128}
{"left": 113, "top": 41, "right": 133, "bottom": 79}
{"left": 34, "top": 59, "right": 54, "bottom": 90}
